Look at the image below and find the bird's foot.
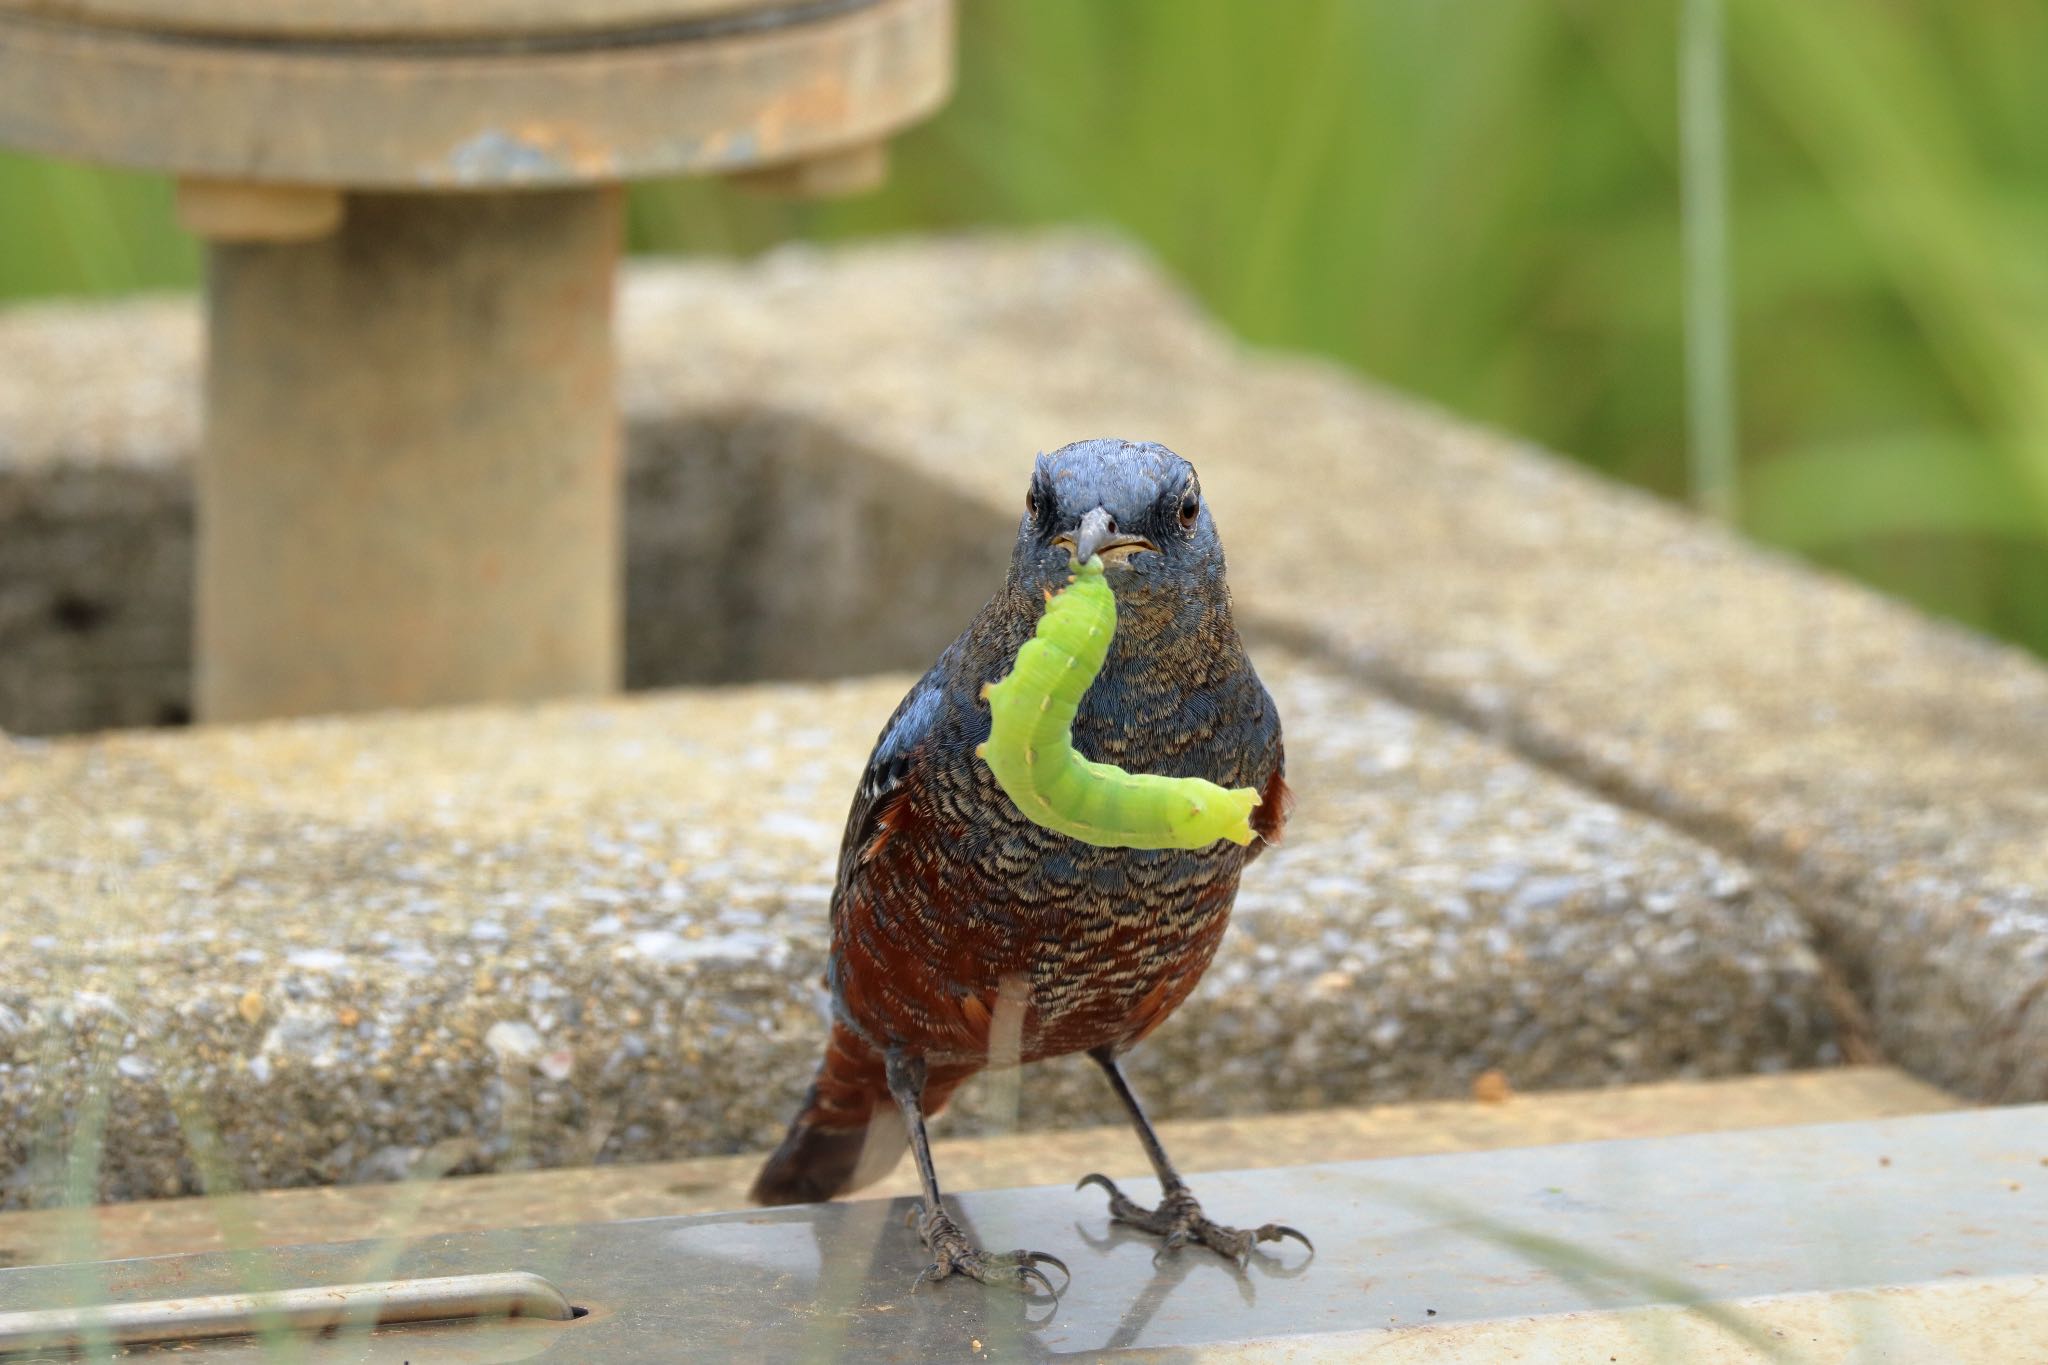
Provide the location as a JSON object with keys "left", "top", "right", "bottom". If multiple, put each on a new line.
{"left": 910, "top": 1203, "right": 1068, "bottom": 1297}
{"left": 1077, "top": 1173, "right": 1312, "bottom": 1268}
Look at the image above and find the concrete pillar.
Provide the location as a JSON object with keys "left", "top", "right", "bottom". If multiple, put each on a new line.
{"left": 196, "top": 189, "right": 622, "bottom": 722}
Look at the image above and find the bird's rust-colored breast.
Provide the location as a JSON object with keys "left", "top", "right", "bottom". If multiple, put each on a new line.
{"left": 836, "top": 762, "right": 1255, "bottom": 1066}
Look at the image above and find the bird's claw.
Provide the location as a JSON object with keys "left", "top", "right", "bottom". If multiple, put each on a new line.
{"left": 909, "top": 1203, "right": 1068, "bottom": 1298}
{"left": 1263, "top": 1224, "right": 1314, "bottom": 1254}
{"left": 910, "top": 1247, "right": 1068, "bottom": 1297}
{"left": 1077, "top": 1172, "right": 1312, "bottom": 1268}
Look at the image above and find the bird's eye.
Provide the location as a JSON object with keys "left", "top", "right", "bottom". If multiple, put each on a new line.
{"left": 1177, "top": 490, "right": 1201, "bottom": 529}
{"left": 1025, "top": 485, "right": 1043, "bottom": 522}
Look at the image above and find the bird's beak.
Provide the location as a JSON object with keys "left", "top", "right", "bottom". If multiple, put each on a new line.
{"left": 1057, "top": 506, "right": 1159, "bottom": 567}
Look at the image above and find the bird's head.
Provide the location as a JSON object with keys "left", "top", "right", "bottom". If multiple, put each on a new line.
{"left": 1010, "top": 439, "right": 1228, "bottom": 633}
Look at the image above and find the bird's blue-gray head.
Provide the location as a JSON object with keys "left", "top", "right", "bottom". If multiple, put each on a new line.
{"left": 1011, "top": 440, "right": 1228, "bottom": 628}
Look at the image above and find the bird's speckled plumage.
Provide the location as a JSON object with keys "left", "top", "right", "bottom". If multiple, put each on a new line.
{"left": 753, "top": 439, "right": 1288, "bottom": 1211}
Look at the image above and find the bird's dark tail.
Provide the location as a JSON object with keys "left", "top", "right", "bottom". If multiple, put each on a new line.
{"left": 751, "top": 1021, "right": 908, "bottom": 1206}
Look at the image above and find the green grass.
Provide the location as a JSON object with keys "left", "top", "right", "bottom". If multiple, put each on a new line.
{"left": 3, "top": 0, "right": 2046, "bottom": 657}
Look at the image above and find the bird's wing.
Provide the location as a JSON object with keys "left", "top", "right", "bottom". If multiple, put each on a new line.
{"left": 827, "top": 666, "right": 948, "bottom": 931}
{"left": 1243, "top": 675, "right": 1291, "bottom": 862}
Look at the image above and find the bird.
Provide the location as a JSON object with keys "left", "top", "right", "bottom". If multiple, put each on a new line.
{"left": 750, "top": 438, "right": 1301, "bottom": 1293}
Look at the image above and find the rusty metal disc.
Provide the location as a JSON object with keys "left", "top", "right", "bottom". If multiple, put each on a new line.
{"left": 0, "top": 0, "right": 952, "bottom": 187}
{"left": 2, "top": 1, "right": 796, "bottom": 40}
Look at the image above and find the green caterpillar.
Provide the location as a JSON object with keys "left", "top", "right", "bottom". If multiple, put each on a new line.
{"left": 977, "top": 555, "right": 1261, "bottom": 850}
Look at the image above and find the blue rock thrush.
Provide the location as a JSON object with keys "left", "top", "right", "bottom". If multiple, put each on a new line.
{"left": 751, "top": 439, "right": 1302, "bottom": 1293}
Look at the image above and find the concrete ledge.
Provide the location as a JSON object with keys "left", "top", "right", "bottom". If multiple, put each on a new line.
{"left": 0, "top": 653, "right": 1835, "bottom": 1206}
{"left": 616, "top": 236, "right": 2048, "bottom": 1103}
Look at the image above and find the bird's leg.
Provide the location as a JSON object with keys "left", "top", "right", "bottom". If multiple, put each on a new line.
{"left": 883, "top": 1049, "right": 1068, "bottom": 1296}
{"left": 1079, "top": 1047, "right": 1312, "bottom": 1267}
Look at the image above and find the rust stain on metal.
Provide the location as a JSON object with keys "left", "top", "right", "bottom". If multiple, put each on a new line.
{"left": 440, "top": 122, "right": 620, "bottom": 185}
{"left": 753, "top": 70, "right": 854, "bottom": 156}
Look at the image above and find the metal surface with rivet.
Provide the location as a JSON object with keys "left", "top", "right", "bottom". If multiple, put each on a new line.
{"left": 1, "top": 1108, "right": 2040, "bottom": 1360}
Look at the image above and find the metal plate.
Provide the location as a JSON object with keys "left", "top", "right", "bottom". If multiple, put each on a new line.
{"left": 0, "top": 0, "right": 951, "bottom": 186}
{"left": 1, "top": 1107, "right": 2042, "bottom": 1360}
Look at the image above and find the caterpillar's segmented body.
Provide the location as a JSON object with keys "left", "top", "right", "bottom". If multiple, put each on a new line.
{"left": 977, "top": 556, "right": 1261, "bottom": 850}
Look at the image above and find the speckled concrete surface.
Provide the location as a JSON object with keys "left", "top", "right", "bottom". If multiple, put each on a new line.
{"left": 0, "top": 655, "right": 1833, "bottom": 1207}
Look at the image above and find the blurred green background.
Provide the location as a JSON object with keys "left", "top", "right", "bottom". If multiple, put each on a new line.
{"left": 3, "top": 0, "right": 2045, "bottom": 657}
